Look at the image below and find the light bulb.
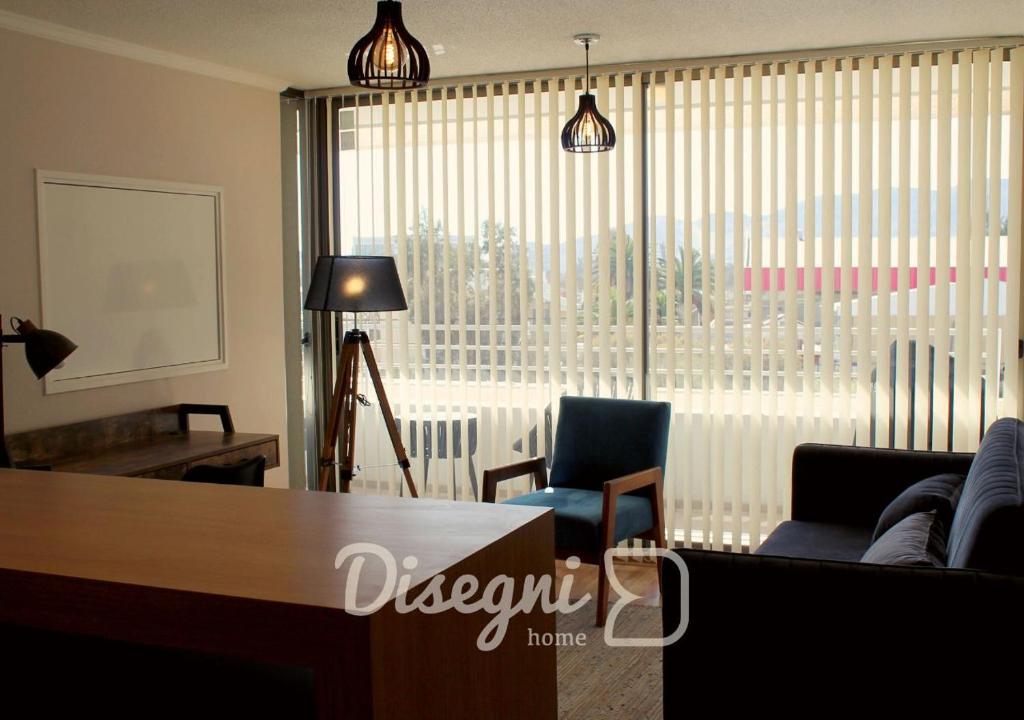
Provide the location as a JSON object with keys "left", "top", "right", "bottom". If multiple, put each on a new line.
{"left": 371, "top": 26, "right": 400, "bottom": 73}
{"left": 343, "top": 275, "right": 367, "bottom": 297}
{"left": 580, "top": 114, "right": 597, "bottom": 144}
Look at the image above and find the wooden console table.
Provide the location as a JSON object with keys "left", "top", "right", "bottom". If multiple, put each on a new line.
{"left": 4, "top": 404, "right": 278, "bottom": 479}
{"left": 0, "top": 469, "right": 556, "bottom": 718}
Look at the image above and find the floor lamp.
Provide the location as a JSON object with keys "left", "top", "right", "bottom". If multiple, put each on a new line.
{"left": 1, "top": 316, "right": 77, "bottom": 468}
{"left": 304, "top": 256, "right": 418, "bottom": 496}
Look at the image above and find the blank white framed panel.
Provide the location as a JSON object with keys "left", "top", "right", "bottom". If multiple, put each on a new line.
{"left": 36, "top": 170, "right": 227, "bottom": 394}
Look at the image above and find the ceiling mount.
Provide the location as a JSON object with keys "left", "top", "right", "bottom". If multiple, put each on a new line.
{"left": 573, "top": 32, "right": 601, "bottom": 47}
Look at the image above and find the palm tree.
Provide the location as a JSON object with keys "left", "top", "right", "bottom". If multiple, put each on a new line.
{"left": 674, "top": 245, "right": 714, "bottom": 324}
{"left": 590, "top": 231, "right": 714, "bottom": 325}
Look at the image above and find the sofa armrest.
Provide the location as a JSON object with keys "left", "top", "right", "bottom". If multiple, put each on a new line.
{"left": 663, "top": 548, "right": 1024, "bottom": 712}
{"left": 790, "top": 443, "right": 975, "bottom": 526}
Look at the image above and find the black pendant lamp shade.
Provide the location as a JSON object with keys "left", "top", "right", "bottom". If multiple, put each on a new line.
{"left": 347, "top": 1, "right": 430, "bottom": 90}
{"left": 562, "top": 93, "right": 617, "bottom": 153}
{"left": 562, "top": 34, "right": 615, "bottom": 153}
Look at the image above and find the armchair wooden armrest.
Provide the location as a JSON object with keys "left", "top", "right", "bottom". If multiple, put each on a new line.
{"left": 482, "top": 456, "right": 548, "bottom": 503}
{"left": 603, "top": 467, "right": 663, "bottom": 498}
{"left": 601, "top": 467, "right": 665, "bottom": 551}
{"left": 595, "top": 467, "right": 666, "bottom": 626}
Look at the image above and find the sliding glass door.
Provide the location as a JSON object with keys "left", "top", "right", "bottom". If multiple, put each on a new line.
{"left": 308, "top": 41, "right": 1023, "bottom": 550}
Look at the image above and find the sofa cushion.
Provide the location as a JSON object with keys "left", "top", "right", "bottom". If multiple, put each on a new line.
{"left": 503, "top": 487, "right": 654, "bottom": 551}
{"left": 947, "top": 417, "right": 1024, "bottom": 574}
{"left": 862, "top": 510, "right": 947, "bottom": 567}
{"left": 872, "top": 473, "right": 964, "bottom": 542}
{"left": 754, "top": 521, "right": 874, "bottom": 562}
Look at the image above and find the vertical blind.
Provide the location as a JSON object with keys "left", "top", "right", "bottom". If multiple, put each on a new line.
{"left": 324, "top": 42, "right": 1023, "bottom": 551}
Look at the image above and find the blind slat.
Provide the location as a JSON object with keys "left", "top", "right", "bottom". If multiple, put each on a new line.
{"left": 455, "top": 85, "right": 471, "bottom": 500}
{"left": 954, "top": 58, "right": 973, "bottom": 449}
{"left": 597, "top": 75, "right": 613, "bottom": 399}
{"left": 984, "top": 52, "right": 1003, "bottom": 430}
{"left": 857, "top": 58, "right": 874, "bottom": 449}
{"left": 821, "top": 60, "right": 837, "bottom": 443}
{"left": 967, "top": 51, "right": 989, "bottom": 450}
{"left": 1005, "top": 48, "right": 1024, "bottom": 419}
{"left": 565, "top": 80, "right": 579, "bottom": 396}
{"left": 913, "top": 56, "right": 930, "bottom": 451}
{"left": 712, "top": 67, "right": 727, "bottom": 548}
{"left": 876, "top": 56, "right": 894, "bottom": 449}
{"left": 731, "top": 68, "right": 745, "bottom": 548}
{"left": 933, "top": 52, "right": 953, "bottom": 450}
{"left": 749, "top": 64, "right": 764, "bottom": 544}
{"left": 895, "top": 54, "right": 912, "bottom": 450}
{"left": 766, "top": 62, "right": 780, "bottom": 532}
{"left": 840, "top": 58, "right": 855, "bottom": 446}
{"left": 680, "top": 70, "right": 694, "bottom": 545}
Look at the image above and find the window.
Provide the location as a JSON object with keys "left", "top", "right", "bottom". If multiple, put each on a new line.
{"left": 319, "top": 42, "right": 1023, "bottom": 550}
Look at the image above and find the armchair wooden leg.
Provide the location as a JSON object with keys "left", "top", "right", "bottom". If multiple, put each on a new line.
{"left": 652, "top": 476, "right": 667, "bottom": 593}
{"left": 597, "top": 468, "right": 664, "bottom": 626}
{"left": 596, "top": 553, "right": 610, "bottom": 627}
{"left": 598, "top": 489, "right": 619, "bottom": 628}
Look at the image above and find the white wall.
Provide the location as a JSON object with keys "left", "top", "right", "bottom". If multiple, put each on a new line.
{"left": 0, "top": 27, "right": 290, "bottom": 487}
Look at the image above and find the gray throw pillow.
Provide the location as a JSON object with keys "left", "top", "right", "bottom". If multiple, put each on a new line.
{"left": 861, "top": 510, "right": 947, "bottom": 567}
{"left": 872, "top": 473, "right": 964, "bottom": 542}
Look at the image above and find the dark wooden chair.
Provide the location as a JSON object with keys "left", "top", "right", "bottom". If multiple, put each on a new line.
{"left": 483, "top": 396, "right": 671, "bottom": 626}
{"left": 181, "top": 455, "right": 266, "bottom": 487}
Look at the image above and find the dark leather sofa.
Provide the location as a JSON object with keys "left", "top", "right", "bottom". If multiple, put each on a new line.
{"left": 664, "top": 418, "right": 1024, "bottom": 709}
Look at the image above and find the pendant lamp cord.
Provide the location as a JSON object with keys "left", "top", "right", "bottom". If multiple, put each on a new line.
{"left": 585, "top": 40, "right": 591, "bottom": 94}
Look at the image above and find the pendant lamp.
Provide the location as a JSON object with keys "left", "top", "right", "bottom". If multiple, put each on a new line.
{"left": 561, "top": 33, "right": 616, "bottom": 153}
{"left": 348, "top": 1, "right": 430, "bottom": 90}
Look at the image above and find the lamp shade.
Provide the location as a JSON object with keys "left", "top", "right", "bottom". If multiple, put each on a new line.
{"left": 13, "top": 319, "right": 77, "bottom": 379}
{"left": 347, "top": 0, "right": 430, "bottom": 90}
{"left": 304, "top": 256, "right": 408, "bottom": 313}
{"left": 561, "top": 93, "right": 616, "bottom": 153}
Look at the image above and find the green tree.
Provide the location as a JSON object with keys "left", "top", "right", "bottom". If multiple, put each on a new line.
{"left": 479, "top": 220, "right": 535, "bottom": 325}
{"left": 401, "top": 211, "right": 535, "bottom": 327}
{"left": 403, "top": 210, "right": 467, "bottom": 325}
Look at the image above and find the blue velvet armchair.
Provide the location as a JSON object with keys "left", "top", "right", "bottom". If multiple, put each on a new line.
{"left": 482, "top": 396, "right": 671, "bottom": 625}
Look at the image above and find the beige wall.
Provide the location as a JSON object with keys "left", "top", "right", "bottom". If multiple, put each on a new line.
{"left": 0, "top": 28, "right": 290, "bottom": 487}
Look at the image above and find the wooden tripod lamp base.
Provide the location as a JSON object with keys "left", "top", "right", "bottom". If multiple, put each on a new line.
{"left": 317, "top": 330, "right": 418, "bottom": 496}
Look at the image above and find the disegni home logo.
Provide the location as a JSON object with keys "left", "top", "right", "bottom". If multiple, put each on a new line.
{"left": 334, "top": 543, "right": 689, "bottom": 651}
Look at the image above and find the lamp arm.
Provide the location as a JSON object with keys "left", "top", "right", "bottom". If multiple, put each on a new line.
{"left": 3, "top": 314, "right": 27, "bottom": 344}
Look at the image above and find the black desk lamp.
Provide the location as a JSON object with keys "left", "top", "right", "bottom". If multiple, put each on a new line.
{"left": 304, "top": 256, "right": 418, "bottom": 496}
{"left": 1, "top": 315, "right": 77, "bottom": 468}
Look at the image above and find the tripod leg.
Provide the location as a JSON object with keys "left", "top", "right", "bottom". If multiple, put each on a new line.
{"left": 339, "top": 342, "right": 360, "bottom": 493}
{"left": 319, "top": 340, "right": 355, "bottom": 492}
{"left": 360, "top": 337, "right": 419, "bottom": 498}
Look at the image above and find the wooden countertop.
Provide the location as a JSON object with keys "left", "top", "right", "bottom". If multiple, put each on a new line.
{"left": 0, "top": 468, "right": 550, "bottom": 611}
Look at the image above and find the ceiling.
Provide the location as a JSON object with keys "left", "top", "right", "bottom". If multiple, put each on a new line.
{"left": 0, "top": 0, "right": 1021, "bottom": 90}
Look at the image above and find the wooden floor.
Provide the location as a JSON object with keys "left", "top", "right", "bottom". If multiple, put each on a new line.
{"left": 554, "top": 558, "right": 661, "bottom": 608}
